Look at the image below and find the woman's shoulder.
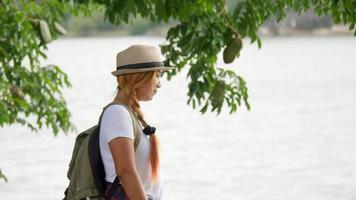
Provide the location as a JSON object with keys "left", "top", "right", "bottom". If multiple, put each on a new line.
{"left": 100, "top": 104, "right": 134, "bottom": 140}
{"left": 102, "top": 104, "right": 132, "bottom": 120}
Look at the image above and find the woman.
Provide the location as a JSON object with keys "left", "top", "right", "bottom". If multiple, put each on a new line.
{"left": 99, "top": 45, "right": 173, "bottom": 200}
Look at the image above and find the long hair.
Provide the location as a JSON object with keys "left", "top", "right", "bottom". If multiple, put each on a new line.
{"left": 115, "top": 71, "right": 160, "bottom": 182}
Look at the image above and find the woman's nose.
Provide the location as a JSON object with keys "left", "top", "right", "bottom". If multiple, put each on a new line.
{"left": 156, "top": 80, "right": 161, "bottom": 88}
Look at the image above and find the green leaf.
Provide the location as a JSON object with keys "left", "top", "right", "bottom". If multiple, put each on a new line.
{"left": 257, "top": 37, "right": 262, "bottom": 49}
{"left": 0, "top": 169, "right": 8, "bottom": 182}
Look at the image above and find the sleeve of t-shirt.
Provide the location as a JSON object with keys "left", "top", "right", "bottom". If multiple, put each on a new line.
{"left": 100, "top": 105, "right": 134, "bottom": 143}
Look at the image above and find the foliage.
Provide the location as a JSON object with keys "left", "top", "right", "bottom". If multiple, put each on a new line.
{"left": 0, "top": 0, "right": 97, "bottom": 134}
{"left": 1, "top": 0, "right": 355, "bottom": 135}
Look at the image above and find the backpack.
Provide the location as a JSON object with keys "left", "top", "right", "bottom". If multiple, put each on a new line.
{"left": 63, "top": 102, "right": 141, "bottom": 200}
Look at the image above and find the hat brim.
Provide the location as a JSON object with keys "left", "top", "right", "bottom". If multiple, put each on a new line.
{"left": 111, "top": 66, "right": 173, "bottom": 76}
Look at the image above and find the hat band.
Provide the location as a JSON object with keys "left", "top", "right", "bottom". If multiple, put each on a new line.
{"left": 116, "top": 61, "right": 164, "bottom": 71}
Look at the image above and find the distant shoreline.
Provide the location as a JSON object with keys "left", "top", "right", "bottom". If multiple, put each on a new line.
{"left": 258, "top": 25, "right": 353, "bottom": 37}
{"left": 63, "top": 25, "right": 354, "bottom": 38}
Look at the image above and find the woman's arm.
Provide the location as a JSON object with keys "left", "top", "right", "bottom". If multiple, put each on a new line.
{"left": 109, "top": 137, "right": 147, "bottom": 200}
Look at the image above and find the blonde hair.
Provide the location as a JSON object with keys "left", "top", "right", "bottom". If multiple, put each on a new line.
{"left": 115, "top": 71, "right": 160, "bottom": 182}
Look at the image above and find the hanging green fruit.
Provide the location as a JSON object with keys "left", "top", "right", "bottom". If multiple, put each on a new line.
{"left": 223, "top": 36, "right": 243, "bottom": 64}
{"left": 236, "top": 52, "right": 240, "bottom": 58}
{"left": 54, "top": 22, "right": 67, "bottom": 35}
{"left": 10, "top": 85, "right": 25, "bottom": 99}
{"left": 39, "top": 19, "right": 52, "bottom": 43}
{"left": 209, "top": 80, "right": 226, "bottom": 111}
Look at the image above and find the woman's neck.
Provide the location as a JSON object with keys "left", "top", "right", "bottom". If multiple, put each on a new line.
{"left": 114, "top": 90, "right": 127, "bottom": 103}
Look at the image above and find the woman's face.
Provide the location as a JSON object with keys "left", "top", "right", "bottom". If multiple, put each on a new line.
{"left": 136, "top": 70, "right": 161, "bottom": 101}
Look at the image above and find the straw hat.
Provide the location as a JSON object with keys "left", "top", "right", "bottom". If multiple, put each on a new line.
{"left": 111, "top": 44, "right": 173, "bottom": 76}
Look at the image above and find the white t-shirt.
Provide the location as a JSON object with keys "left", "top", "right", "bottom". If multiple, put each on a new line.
{"left": 99, "top": 104, "right": 163, "bottom": 200}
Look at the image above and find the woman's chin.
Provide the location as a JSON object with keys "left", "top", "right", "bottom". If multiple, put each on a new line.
{"left": 140, "top": 96, "right": 154, "bottom": 102}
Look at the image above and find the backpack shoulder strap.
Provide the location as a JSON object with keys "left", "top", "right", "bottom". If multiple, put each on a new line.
{"left": 119, "top": 104, "right": 141, "bottom": 150}
{"left": 100, "top": 102, "right": 141, "bottom": 150}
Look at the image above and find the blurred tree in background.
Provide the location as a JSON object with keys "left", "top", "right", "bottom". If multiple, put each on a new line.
{"left": 64, "top": 2, "right": 343, "bottom": 37}
{"left": 1, "top": 0, "right": 355, "bottom": 132}
{"left": 64, "top": 8, "right": 169, "bottom": 36}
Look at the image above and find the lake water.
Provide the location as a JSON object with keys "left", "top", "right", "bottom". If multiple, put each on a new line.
{"left": 0, "top": 36, "right": 356, "bottom": 200}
